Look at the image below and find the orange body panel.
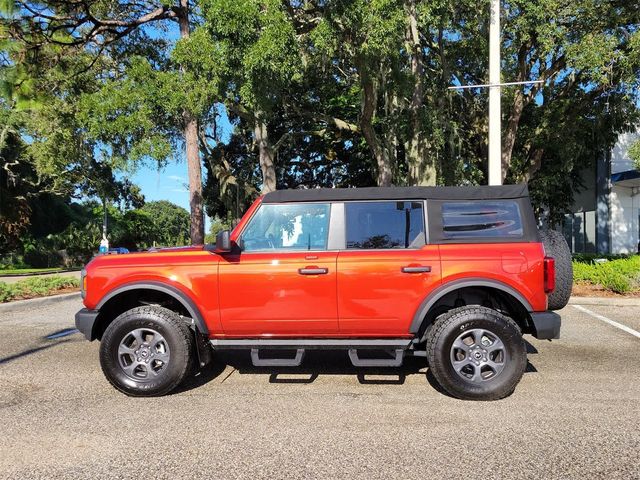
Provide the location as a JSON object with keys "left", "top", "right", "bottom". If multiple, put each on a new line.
{"left": 336, "top": 247, "right": 441, "bottom": 336}
{"left": 83, "top": 197, "right": 549, "bottom": 339}
{"left": 218, "top": 251, "right": 339, "bottom": 336}
{"left": 83, "top": 248, "right": 224, "bottom": 334}
{"left": 438, "top": 243, "right": 548, "bottom": 312}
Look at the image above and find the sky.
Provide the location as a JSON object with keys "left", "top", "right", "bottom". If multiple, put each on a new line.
{"left": 130, "top": 162, "right": 190, "bottom": 212}
{"left": 126, "top": 106, "right": 233, "bottom": 233}
{"left": 128, "top": 155, "right": 210, "bottom": 230}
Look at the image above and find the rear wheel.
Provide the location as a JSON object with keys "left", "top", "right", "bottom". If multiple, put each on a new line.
{"left": 426, "top": 306, "right": 526, "bottom": 401}
{"left": 99, "top": 306, "right": 194, "bottom": 396}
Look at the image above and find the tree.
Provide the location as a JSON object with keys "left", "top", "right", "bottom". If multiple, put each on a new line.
{"left": 0, "top": 127, "right": 30, "bottom": 252}
{"left": 629, "top": 139, "right": 640, "bottom": 170}
{"left": 2, "top": 0, "right": 207, "bottom": 243}
{"left": 497, "top": 0, "right": 640, "bottom": 183}
{"left": 4, "top": 0, "right": 639, "bottom": 229}
{"left": 141, "top": 200, "right": 190, "bottom": 246}
{"left": 182, "top": 0, "right": 311, "bottom": 193}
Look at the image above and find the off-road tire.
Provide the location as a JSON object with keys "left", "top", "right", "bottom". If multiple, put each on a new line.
{"left": 426, "top": 306, "right": 527, "bottom": 401}
{"left": 539, "top": 229, "right": 572, "bottom": 310}
{"left": 100, "top": 306, "right": 194, "bottom": 396}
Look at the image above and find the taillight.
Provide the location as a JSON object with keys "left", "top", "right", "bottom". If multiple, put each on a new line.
{"left": 544, "top": 257, "right": 555, "bottom": 294}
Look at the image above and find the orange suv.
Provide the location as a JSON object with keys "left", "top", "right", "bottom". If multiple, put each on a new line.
{"left": 75, "top": 185, "right": 570, "bottom": 400}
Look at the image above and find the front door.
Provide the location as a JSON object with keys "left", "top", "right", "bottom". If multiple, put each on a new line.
{"left": 337, "top": 200, "right": 442, "bottom": 336}
{"left": 219, "top": 202, "right": 338, "bottom": 336}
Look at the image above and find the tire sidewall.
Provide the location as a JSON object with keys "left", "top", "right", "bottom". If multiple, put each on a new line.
{"left": 100, "top": 311, "right": 190, "bottom": 396}
{"left": 433, "top": 314, "right": 526, "bottom": 400}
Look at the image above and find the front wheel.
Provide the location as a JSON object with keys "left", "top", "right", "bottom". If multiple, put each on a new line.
{"left": 99, "top": 306, "right": 195, "bottom": 396}
{"left": 426, "top": 306, "right": 527, "bottom": 401}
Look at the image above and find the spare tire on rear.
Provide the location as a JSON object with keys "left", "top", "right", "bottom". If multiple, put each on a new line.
{"left": 539, "top": 229, "right": 572, "bottom": 310}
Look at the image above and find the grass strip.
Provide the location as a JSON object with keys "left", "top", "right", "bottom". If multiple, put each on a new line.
{"left": 573, "top": 255, "right": 640, "bottom": 294}
{"left": 0, "top": 276, "right": 80, "bottom": 303}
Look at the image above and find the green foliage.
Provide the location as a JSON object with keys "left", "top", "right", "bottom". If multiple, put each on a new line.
{"left": 140, "top": 201, "right": 190, "bottom": 247}
{"left": 629, "top": 140, "right": 640, "bottom": 171}
{"left": 99, "top": 200, "right": 190, "bottom": 251}
{"left": 79, "top": 57, "right": 182, "bottom": 169}
{"left": 205, "top": 213, "right": 235, "bottom": 244}
{"left": 22, "top": 239, "right": 63, "bottom": 268}
{"left": 3, "top": 0, "right": 640, "bottom": 231}
{"left": 0, "top": 275, "right": 79, "bottom": 303}
{"left": 2, "top": 198, "right": 190, "bottom": 267}
{"left": 572, "top": 256, "right": 640, "bottom": 294}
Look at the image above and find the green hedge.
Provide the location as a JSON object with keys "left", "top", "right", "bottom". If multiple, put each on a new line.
{"left": 0, "top": 276, "right": 79, "bottom": 303}
{"left": 572, "top": 255, "right": 640, "bottom": 294}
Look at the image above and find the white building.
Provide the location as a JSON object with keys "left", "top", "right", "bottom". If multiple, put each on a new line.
{"left": 563, "top": 129, "right": 639, "bottom": 254}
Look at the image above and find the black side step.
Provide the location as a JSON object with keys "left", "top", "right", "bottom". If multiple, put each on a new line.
{"left": 348, "top": 349, "right": 405, "bottom": 367}
{"left": 210, "top": 338, "right": 412, "bottom": 350}
{"left": 250, "top": 349, "right": 305, "bottom": 367}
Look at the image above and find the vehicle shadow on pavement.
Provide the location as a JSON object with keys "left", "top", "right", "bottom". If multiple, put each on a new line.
{"left": 172, "top": 358, "right": 229, "bottom": 394}
{"left": 214, "top": 350, "right": 429, "bottom": 386}
{"left": 173, "top": 345, "right": 538, "bottom": 393}
{"left": 0, "top": 339, "right": 73, "bottom": 365}
{"left": 0, "top": 328, "right": 85, "bottom": 366}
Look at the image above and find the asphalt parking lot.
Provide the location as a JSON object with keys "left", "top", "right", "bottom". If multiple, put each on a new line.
{"left": 1, "top": 297, "right": 639, "bottom": 480}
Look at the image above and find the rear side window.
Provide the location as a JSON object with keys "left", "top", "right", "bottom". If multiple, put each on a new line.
{"left": 441, "top": 201, "right": 523, "bottom": 239}
{"left": 345, "top": 201, "right": 425, "bottom": 249}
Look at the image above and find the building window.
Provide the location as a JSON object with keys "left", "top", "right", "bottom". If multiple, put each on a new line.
{"left": 562, "top": 211, "right": 596, "bottom": 253}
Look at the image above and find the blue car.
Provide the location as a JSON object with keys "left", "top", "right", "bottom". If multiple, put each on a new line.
{"left": 107, "top": 247, "right": 129, "bottom": 254}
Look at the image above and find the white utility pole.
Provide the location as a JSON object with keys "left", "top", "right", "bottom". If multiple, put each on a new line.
{"left": 449, "top": 1, "right": 542, "bottom": 186}
{"left": 488, "top": 0, "right": 501, "bottom": 186}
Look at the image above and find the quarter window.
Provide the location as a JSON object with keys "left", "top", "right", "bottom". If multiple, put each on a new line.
{"left": 241, "top": 203, "right": 330, "bottom": 251}
{"left": 345, "top": 201, "right": 425, "bottom": 249}
{"left": 441, "top": 201, "right": 523, "bottom": 239}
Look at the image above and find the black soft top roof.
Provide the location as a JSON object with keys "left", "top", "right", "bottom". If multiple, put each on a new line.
{"left": 262, "top": 184, "right": 529, "bottom": 203}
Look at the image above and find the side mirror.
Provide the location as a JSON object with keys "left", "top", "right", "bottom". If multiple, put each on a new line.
{"left": 215, "top": 230, "right": 231, "bottom": 252}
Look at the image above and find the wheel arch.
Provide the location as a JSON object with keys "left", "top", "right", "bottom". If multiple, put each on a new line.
{"left": 92, "top": 281, "right": 209, "bottom": 340}
{"left": 411, "top": 278, "right": 534, "bottom": 340}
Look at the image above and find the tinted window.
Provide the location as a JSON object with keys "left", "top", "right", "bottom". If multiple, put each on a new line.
{"left": 346, "top": 201, "right": 425, "bottom": 249}
{"left": 442, "top": 201, "right": 523, "bottom": 239}
{"left": 242, "top": 203, "right": 330, "bottom": 251}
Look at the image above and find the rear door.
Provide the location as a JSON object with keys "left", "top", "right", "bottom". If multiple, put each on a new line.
{"left": 219, "top": 202, "right": 339, "bottom": 336}
{"left": 336, "top": 200, "right": 441, "bottom": 336}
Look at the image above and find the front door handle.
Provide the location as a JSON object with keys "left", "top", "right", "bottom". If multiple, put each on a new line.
{"left": 401, "top": 265, "right": 431, "bottom": 274}
{"left": 298, "top": 267, "right": 329, "bottom": 275}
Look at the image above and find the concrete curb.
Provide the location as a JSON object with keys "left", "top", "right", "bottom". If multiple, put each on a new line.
{"left": 569, "top": 296, "right": 640, "bottom": 307}
{"left": 0, "top": 292, "right": 81, "bottom": 314}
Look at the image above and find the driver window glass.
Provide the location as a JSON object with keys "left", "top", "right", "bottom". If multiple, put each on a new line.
{"left": 241, "top": 203, "right": 331, "bottom": 252}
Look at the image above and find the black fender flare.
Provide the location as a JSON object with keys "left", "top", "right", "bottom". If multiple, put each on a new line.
{"left": 96, "top": 281, "right": 209, "bottom": 336}
{"left": 409, "top": 278, "right": 533, "bottom": 334}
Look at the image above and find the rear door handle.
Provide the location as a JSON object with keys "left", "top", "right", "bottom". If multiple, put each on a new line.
{"left": 298, "top": 267, "right": 329, "bottom": 275}
{"left": 401, "top": 266, "right": 431, "bottom": 274}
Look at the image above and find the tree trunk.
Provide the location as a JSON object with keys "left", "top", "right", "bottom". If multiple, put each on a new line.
{"left": 253, "top": 113, "right": 276, "bottom": 193}
{"left": 501, "top": 43, "right": 535, "bottom": 183}
{"left": 360, "top": 74, "right": 392, "bottom": 186}
{"left": 405, "top": 0, "right": 435, "bottom": 186}
{"left": 501, "top": 88, "right": 525, "bottom": 183}
{"left": 183, "top": 112, "right": 204, "bottom": 244}
{"left": 178, "top": 0, "right": 204, "bottom": 244}
{"left": 524, "top": 147, "right": 544, "bottom": 182}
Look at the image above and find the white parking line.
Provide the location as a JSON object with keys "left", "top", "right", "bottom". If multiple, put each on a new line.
{"left": 572, "top": 304, "right": 640, "bottom": 339}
